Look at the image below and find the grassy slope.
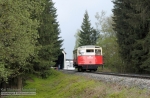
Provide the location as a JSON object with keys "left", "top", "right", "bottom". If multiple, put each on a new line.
{"left": 7, "top": 70, "right": 150, "bottom": 98}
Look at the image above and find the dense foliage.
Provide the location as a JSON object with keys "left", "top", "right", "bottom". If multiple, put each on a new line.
{"left": 113, "top": 0, "right": 150, "bottom": 73}
{"left": 0, "top": 0, "right": 41, "bottom": 89}
{"left": 0, "top": 0, "right": 63, "bottom": 89}
{"left": 74, "top": 30, "right": 80, "bottom": 49}
{"left": 96, "top": 15, "right": 124, "bottom": 72}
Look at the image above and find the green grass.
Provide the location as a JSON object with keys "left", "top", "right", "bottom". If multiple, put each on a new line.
{"left": 5, "top": 69, "right": 150, "bottom": 98}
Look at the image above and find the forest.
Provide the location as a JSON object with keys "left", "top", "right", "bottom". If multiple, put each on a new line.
{"left": 0, "top": 0, "right": 150, "bottom": 93}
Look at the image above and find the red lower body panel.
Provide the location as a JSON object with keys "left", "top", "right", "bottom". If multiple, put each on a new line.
{"left": 77, "top": 55, "right": 103, "bottom": 65}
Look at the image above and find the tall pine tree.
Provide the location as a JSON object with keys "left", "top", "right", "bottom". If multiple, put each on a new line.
{"left": 113, "top": 0, "right": 136, "bottom": 72}
{"left": 79, "top": 11, "right": 95, "bottom": 46}
{"left": 113, "top": 0, "right": 150, "bottom": 73}
{"left": 134, "top": 0, "right": 150, "bottom": 73}
{"left": 34, "top": 0, "right": 63, "bottom": 78}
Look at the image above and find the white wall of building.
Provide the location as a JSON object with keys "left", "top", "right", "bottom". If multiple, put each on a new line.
{"left": 62, "top": 50, "right": 75, "bottom": 70}
{"left": 64, "top": 60, "right": 75, "bottom": 70}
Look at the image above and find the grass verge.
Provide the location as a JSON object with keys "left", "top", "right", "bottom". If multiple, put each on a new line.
{"left": 5, "top": 69, "right": 150, "bottom": 98}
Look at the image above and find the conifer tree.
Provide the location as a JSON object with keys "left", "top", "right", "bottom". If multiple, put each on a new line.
{"left": 113, "top": 0, "right": 135, "bottom": 72}
{"left": 134, "top": 0, "right": 150, "bottom": 72}
{"left": 79, "top": 11, "right": 94, "bottom": 46}
{"left": 113, "top": 0, "right": 150, "bottom": 73}
{"left": 35, "top": 0, "right": 63, "bottom": 78}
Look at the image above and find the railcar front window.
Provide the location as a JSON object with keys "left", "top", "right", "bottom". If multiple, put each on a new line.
{"left": 95, "top": 49, "right": 101, "bottom": 55}
{"left": 86, "top": 49, "right": 94, "bottom": 52}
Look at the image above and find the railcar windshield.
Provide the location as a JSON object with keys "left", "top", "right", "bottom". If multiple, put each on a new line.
{"left": 86, "top": 49, "right": 94, "bottom": 52}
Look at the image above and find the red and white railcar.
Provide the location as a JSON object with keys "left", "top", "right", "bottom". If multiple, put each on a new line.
{"left": 73, "top": 45, "right": 103, "bottom": 72}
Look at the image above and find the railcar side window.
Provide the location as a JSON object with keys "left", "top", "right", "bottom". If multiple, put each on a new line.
{"left": 86, "top": 49, "right": 94, "bottom": 52}
{"left": 95, "top": 49, "right": 101, "bottom": 55}
{"left": 79, "top": 50, "right": 84, "bottom": 55}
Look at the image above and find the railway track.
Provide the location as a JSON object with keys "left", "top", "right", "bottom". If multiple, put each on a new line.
{"left": 61, "top": 69, "right": 150, "bottom": 80}
{"left": 92, "top": 72, "right": 150, "bottom": 80}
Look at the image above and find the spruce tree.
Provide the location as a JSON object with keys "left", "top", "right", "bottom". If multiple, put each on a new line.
{"left": 79, "top": 11, "right": 94, "bottom": 46}
{"left": 35, "top": 0, "right": 63, "bottom": 78}
{"left": 134, "top": 0, "right": 150, "bottom": 72}
{"left": 113, "top": 0, "right": 135, "bottom": 72}
{"left": 113, "top": 0, "right": 150, "bottom": 73}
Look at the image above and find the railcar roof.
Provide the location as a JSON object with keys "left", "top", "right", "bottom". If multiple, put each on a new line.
{"left": 73, "top": 45, "right": 102, "bottom": 51}
{"left": 78, "top": 45, "right": 101, "bottom": 48}
{"left": 80, "top": 45, "right": 100, "bottom": 48}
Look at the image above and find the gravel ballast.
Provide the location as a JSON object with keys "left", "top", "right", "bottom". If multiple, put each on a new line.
{"left": 61, "top": 70, "right": 150, "bottom": 90}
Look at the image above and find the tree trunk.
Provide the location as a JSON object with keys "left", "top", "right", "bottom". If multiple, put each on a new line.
{"left": 17, "top": 76, "right": 22, "bottom": 92}
{"left": 0, "top": 81, "right": 6, "bottom": 98}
